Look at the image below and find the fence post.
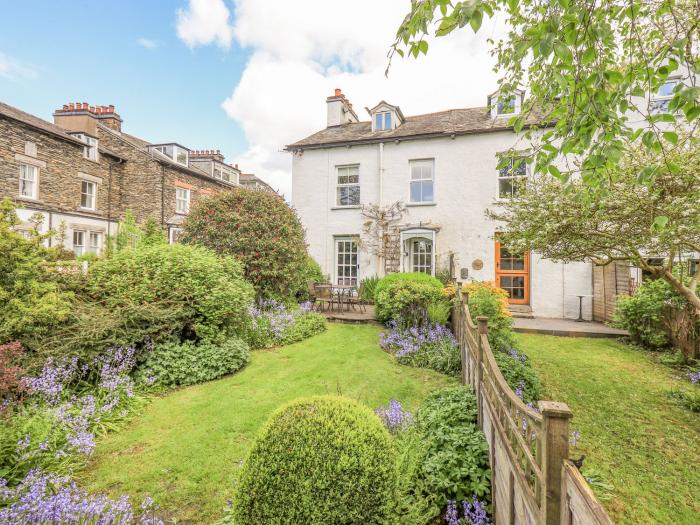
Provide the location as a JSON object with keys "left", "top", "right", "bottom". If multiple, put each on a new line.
{"left": 539, "top": 401, "right": 573, "bottom": 525}
{"left": 476, "top": 316, "right": 488, "bottom": 426}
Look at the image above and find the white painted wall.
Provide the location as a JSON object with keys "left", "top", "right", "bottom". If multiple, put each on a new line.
{"left": 292, "top": 130, "right": 593, "bottom": 320}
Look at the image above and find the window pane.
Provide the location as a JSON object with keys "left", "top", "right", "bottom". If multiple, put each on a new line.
{"left": 422, "top": 181, "right": 433, "bottom": 202}
{"left": 657, "top": 80, "right": 677, "bottom": 98}
{"left": 375, "top": 113, "right": 382, "bottom": 130}
{"left": 384, "top": 112, "right": 391, "bottom": 129}
{"left": 348, "top": 185, "right": 360, "bottom": 205}
{"left": 499, "top": 179, "right": 514, "bottom": 198}
{"left": 410, "top": 181, "right": 422, "bottom": 202}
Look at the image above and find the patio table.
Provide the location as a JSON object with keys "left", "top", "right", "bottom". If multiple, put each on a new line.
{"left": 330, "top": 284, "right": 357, "bottom": 312}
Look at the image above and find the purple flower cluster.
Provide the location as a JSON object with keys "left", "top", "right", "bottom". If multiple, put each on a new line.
{"left": 688, "top": 371, "right": 700, "bottom": 384}
{"left": 380, "top": 322, "right": 457, "bottom": 358}
{"left": 374, "top": 400, "right": 413, "bottom": 432}
{"left": 508, "top": 348, "right": 527, "bottom": 363}
{"left": 0, "top": 469, "right": 162, "bottom": 525}
{"left": 445, "top": 497, "right": 491, "bottom": 525}
{"left": 21, "top": 357, "right": 80, "bottom": 405}
{"left": 299, "top": 301, "right": 314, "bottom": 313}
{"left": 570, "top": 430, "right": 581, "bottom": 447}
{"left": 248, "top": 299, "right": 294, "bottom": 341}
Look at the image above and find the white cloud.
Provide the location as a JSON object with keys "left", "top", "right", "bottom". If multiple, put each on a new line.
{"left": 176, "top": 0, "right": 233, "bottom": 50}
{"left": 137, "top": 38, "right": 160, "bottom": 49}
{"left": 219, "top": 0, "right": 506, "bottom": 198}
{"left": 0, "top": 52, "right": 38, "bottom": 82}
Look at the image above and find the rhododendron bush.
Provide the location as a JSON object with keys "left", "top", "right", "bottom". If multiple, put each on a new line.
{"left": 180, "top": 188, "right": 310, "bottom": 299}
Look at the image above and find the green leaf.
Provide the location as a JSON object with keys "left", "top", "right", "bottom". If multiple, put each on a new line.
{"left": 469, "top": 9, "right": 483, "bottom": 32}
{"left": 651, "top": 215, "right": 668, "bottom": 232}
{"left": 685, "top": 105, "right": 700, "bottom": 122}
{"left": 662, "top": 131, "right": 678, "bottom": 144}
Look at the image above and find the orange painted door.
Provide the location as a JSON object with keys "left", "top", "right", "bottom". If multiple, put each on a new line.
{"left": 495, "top": 240, "right": 530, "bottom": 305}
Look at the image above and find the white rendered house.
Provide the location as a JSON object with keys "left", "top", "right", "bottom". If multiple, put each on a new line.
{"left": 287, "top": 89, "right": 596, "bottom": 319}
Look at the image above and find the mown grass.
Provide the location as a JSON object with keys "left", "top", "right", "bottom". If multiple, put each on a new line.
{"left": 79, "top": 323, "right": 454, "bottom": 523}
{"left": 516, "top": 334, "right": 700, "bottom": 525}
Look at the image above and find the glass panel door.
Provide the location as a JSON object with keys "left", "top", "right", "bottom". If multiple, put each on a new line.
{"left": 410, "top": 238, "right": 433, "bottom": 274}
{"left": 336, "top": 238, "right": 358, "bottom": 285}
{"left": 495, "top": 239, "right": 529, "bottom": 304}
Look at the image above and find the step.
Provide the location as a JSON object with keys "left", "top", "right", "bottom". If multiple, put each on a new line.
{"left": 508, "top": 305, "right": 534, "bottom": 318}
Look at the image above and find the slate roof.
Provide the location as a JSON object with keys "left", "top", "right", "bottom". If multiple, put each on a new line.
{"left": 287, "top": 107, "right": 547, "bottom": 150}
{"left": 0, "top": 101, "right": 87, "bottom": 146}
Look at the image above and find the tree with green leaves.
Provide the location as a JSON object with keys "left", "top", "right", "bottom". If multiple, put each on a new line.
{"left": 487, "top": 140, "right": 700, "bottom": 315}
{"left": 392, "top": 0, "right": 699, "bottom": 187}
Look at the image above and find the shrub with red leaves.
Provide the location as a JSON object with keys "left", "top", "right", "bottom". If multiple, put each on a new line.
{"left": 0, "top": 341, "right": 26, "bottom": 399}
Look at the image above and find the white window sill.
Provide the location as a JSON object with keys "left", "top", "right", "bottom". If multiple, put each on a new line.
{"left": 331, "top": 205, "right": 361, "bottom": 210}
{"left": 79, "top": 207, "right": 97, "bottom": 212}
{"left": 406, "top": 202, "right": 436, "bottom": 207}
{"left": 17, "top": 195, "right": 41, "bottom": 203}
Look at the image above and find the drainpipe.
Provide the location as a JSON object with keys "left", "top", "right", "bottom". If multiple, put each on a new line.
{"left": 160, "top": 164, "right": 165, "bottom": 226}
{"left": 378, "top": 141, "right": 385, "bottom": 276}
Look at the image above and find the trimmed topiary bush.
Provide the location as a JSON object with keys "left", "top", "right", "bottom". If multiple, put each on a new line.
{"left": 233, "top": 396, "right": 397, "bottom": 525}
{"left": 180, "top": 189, "right": 309, "bottom": 299}
{"left": 375, "top": 272, "right": 445, "bottom": 324}
{"left": 136, "top": 337, "right": 249, "bottom": 387}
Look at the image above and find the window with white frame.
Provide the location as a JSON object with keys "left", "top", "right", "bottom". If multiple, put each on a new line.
{"left": 650, "top": 79, "right": 679, "bottom": 113}
{"left": 335, "top": 237, "right": 359, "bottom": 285}
{"left": 496, "top": 96, "right": 517, "bottom": 116}
{"left": 374, "top": 111, "right": 392, "bottom": 131}
{"left": 336, "top": 165, "right": 360, "bottom": 206}
{"left": 176, "top": 187, "right": 191, "bottom": 214}
{"left": 19, "top": 164, "right": 38, "bottom": 199}
{"left": 73, "top": 230, "right": 85, "bottom": 256}
{"left": 409, "top": 159, "right": 434, "bottom": 203}
{"left": 498, "top": 157, "right": 527, "bottom": 198}
{"left": 73, "top": 133, "right": 98, "bottom": 161}
{"left": 410, "top": 238, "right": 433, "bottom": 274}
{"left": 169, "top": 227, "right": 184, "bottom": 244}
{"left": 88, "top": 232, "right": 101, "bottom": 254}
{"left": 153, "top": 144, "right": 189, "bottom": 166}
{"left": 80, "top": 180, "right": 97, "bottom": 210}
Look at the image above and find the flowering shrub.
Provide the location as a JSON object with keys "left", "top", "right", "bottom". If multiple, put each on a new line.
{"left": 233, "top": 396, "right": 397, "bottom": 524}
{"left": 0, "top": 347, "right": 143, "bottom": 484}
{"left": 445, "top": 497, "right": 491, "bottom": 525}
{"left": 0, "top": 341, "right": 26, "bottom": 401}
{"left": 0, "top": 468, "right": 162, "bottom": 524}
{"left": 380, "top": 322, "right": 460, "bottom": 375}
{"left": 180, "top": 189, "right": 309, "bottom": 299}
{"left": 245, "top": 299, "right": 326, "bottom": 349}
{"left": 135, "top": 337, "right": 250, "bottom": 388}
{"left": 375, "top": 399, "right": 413, "bottom": 433}
{"left": 463, "top": 281, "right": 515, "bottom": 352}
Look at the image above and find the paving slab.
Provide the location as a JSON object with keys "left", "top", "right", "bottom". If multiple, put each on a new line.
{"left": 512, "top": 317, "right": 628, "bottom": 338}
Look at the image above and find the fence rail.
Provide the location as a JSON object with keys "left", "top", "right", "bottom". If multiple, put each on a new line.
{"left": 453, "top": 287, "right": 614, "bottom": 525}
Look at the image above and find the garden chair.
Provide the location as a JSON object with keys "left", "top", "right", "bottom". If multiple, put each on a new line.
{"left": 313, "top": 283, "right": 335, "bottom": 312}
{"left": 345, "top": 283, "right": 367, "bottom": 313}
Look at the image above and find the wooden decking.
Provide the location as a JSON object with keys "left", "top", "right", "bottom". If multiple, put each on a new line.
{"left": 320, "top": 304, "right": 378, "bottom": 323}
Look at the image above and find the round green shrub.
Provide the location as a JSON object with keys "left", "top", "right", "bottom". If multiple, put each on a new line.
{"left": 233, "top": 396, "right": 397, "bottom": 525}
{"left": 374, "top": 272, "right": 444, "bottom": 324}
{"left": 293, "top": 255, "right": 325, "bottom": 301}
{"left": 86, "top": 243, "right": 254, "bottom": 342}
{"left": 180, "top": 189, "right": 309, "bottom": 299}
{"left": 136, "top": 337, "right": 249, "bottom": 387}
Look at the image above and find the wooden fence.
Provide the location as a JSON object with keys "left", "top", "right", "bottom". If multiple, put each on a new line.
{"left": 452, "top": 288, "right": 614, "bottom": 525}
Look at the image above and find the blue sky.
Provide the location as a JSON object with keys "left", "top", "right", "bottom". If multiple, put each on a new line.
{"left": 0, "top": 0, "right": 250, "bottom": 161}
{"left": 0, "top": 0, "right": 498, "bottom": 195}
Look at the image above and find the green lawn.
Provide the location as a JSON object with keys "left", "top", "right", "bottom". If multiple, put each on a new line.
{"left": 517, "top": 334, "right": 700, "bottom": 525}
{"left": 79, "top": 323, "right": 453, "bottom": 523}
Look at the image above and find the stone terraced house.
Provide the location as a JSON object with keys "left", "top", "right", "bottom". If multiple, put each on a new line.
{"left": 0, "top": 100, "right": 247, "bottom": 251}
{"left": 287, "top": 89, "right": 642, "bottom": 320}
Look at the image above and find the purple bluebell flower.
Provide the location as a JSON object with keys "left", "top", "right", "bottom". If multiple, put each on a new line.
{"left": 570, "top": 430, "right": 581, "bottom": 447}
{"left": 688, "top": 371, "right": 700, "bottom": 384}
{"left": 375, "top": 400, "right": 413, "bottom": 432}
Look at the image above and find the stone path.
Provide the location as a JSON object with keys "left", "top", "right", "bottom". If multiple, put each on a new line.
{"left": 512, "top": 317, "right": 628, "bottom": 338}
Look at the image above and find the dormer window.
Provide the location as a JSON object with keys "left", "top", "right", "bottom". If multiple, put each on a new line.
{"left": 369, "top": 101, "right": 404, "bottom": 132}
{"left": 151, "top": 144, "right": 189, "bottom": 166}
{"left": 72, "top": 133, "right": 99, "bottom": 161}
{"left": 375, "top": 112, "right": 392, "bottom": 131}
{"left": 489, "top": 90, "right": 523, "bottom": 119}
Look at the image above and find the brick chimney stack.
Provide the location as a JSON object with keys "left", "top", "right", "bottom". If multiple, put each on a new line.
{"left": 53, "top": 101, "right": 123, "bottom": 134}
{"left": 190, "top": 149, "right": 225, "bottom": 162}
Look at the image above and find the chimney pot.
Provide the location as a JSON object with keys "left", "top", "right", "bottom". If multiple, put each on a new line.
{"left": 235, "top": 163, "right": 238, "bottom": 169}
{"left": 334, "top": 88, "right": 341, "bottom": 96}
{"left": 82, "top": 102, "right": 88, "bottom": 110}
{"left": 69, "top": 103, "right": 75, "bottom": 110}
{"left": 62, "top": 104, "right": 68, "bottom": 111}
{"left": 89, "top": 106, "right": 95, "bottom": 113}
{"left": 108, "top": 104, "right": 114, "bottom": 113}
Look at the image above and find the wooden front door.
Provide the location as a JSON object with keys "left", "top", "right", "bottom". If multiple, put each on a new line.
{"left": 495, "top": 240, "right": 530, "bottom": 304}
